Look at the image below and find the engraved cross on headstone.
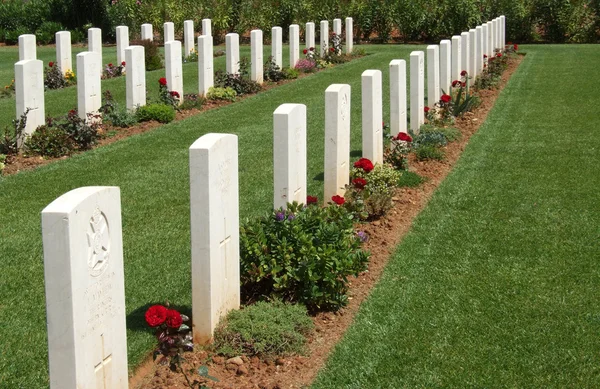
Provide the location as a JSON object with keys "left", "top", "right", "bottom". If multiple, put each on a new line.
{"left": 29, "top": 68, "right": 41, "bottom": 113}
{"left": 219, "top": 217, "right": 231, "bottom": 282}
{"left": 94, "top": 334, "right": 112, "bottom": 389}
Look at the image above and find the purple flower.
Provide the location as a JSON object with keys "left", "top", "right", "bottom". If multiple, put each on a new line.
{"left": 275, "top": 211, "right": 285, "bottom": 221}
{"left": 356, "top": 231, "right": 368, "bottom": 243}
{"left": 287, "top": 214, "right": 296, "bottom": 221}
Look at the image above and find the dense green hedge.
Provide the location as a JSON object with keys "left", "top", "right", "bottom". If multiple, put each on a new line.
{"left": 1, "top": 0, "right": 598, "bottom": 44}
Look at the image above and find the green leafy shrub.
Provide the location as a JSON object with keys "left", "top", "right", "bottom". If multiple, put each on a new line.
{"left": 414, "top": 144, "right": 445, "bottom": 161}
{"left": 264, "top": 57, "right": 285, "bottom": 82}
{"left": 35, "top": 21, "right": 64, "bottom": 45}
{"left": 414, "top": 131, "right": 447, "bottom": 148}
{"left": 0, "top": 154, "right": 6, "bottom": 173}
{"left": 384, "top": 131, "right": 412, "bottom": 171}
{"left": 132, "top": 39, "right": 163, "bottom": 71}
{"left": 450, "top": 73, "right": 480, "bottom": 117}
{"left": 206, "top": 87, "right": 237, "bottom": 102}
{"left": 213, "top": 300, "right": 314, "bottom": 359}
{"left": 240, "top": 201, "right": 369, "bottom": 311}
{"left": 25, "top": 125, "right": 74, "bottom": 157}
{"left": 345, "top": 160, "right": 402, "bottom": 219}
{"left": 179, "top": 94, "right": 205, "bottom": 110}
{"left": 0, "top": 109, "right": 29, "bottom": 156}
{"left": 100, "top": 91, "right": 138, "bottom": 128}
{"left": 44, "top": 62, "right": 69, "bottom": 90}
{"left": 4, "top": 26, "right": 29, "bottom": 45}
{"left": 136, "top": 103, "right": 175, "bottom": 123}
{"left": 215, "top": 57, "right": 262, "bottom": 95}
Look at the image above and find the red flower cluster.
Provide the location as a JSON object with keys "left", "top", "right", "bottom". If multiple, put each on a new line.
{"left": 395, "top": 132, "right": 412, "bottom": 142}
{"left": 424, "top": 106, "right": 430, "bottom": 114}
{"left": 159, "top": 77, "right": 167, "bottom": 86}
{"left": 440, "top": 94, "right": 451, "bottom": 103}
{"left": 303, "top": 49, "right": 308, "bottom": 54}
{"left": 309, "top": 47, "right": 314, "bottom": 51}
{"left": 483, "top": 54, "right": 488, "bottom": 59}
{"left": 48, "top": 61, "right": 54, "bottom": 68}
{"left": 353, "top": 158, "right": 374, "bottom": 173}
{"left": 329, "top": 47, "right": 335, "bottom": 52}
{"left": 170, "top": 91, "right": 180, "bottom": 98}
{"left": 331, "top": 195, "right": 345, "bottom": 205}
{"left": 352, "top": 177, "right": 367, "bottom": 189}
{"left": 496, "top": 53, "right": 502, "bottom": 58}
{"left": 121, "top": 61, "right": 126, "bottom": 66}
{"left": 460, "top": 70, "right": 467, "bottom": 76}
{"left": 145, "top": 305, "right": 167, "bottom": 327}
{"left": 108, "top": 63, "right": 113, "bottom": 67}
{"left": 513, "top": 44, "right": 518, "bottom": 51}
{"left": 306, "top": 195, "right": 318, "bottom": 205}
{"left": 452, "top": 80, "right": 461, "bottom": 87}
{"left": 165, "top": 309, "right": 182, "bottom": 329}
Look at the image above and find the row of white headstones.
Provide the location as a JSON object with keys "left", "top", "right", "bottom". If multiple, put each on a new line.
{"left": 13, "top": 17, "right": 355, "bottom": 147}
{"left": 39, "top": 16, "right": 506, "bottom": 389}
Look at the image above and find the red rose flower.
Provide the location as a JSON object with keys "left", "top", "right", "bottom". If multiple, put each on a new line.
{"left": 396, "top": 132, "right": 412, "bottom": 142}
{"left": 145, "top": 305, "right": 167, "bottom": 327}
{"left": 440, "top": 94, "right": 451, "bottom": 103}
{"left": 121, "top": 61, "right": 126, "bottom": 66}
{"left": 483, "top": 54, "right": 488, "bottom": 59}
{"left": 496, "top": 53, "right": 502, "bottom": 57}
{"left": 159, "top": 77, "right": 167, "bottom": 86}
{"left": 352, "top": 177, "right": 367, "bottom": 189}
{"left": 165, "top": 309, "right": 183, "bottom": 329}
{"left": 452, "top": 80, "right": 461, "bottom": 87}
{"left": 513, "top": 44, "right": 518, "bottom": 51}
{"left": 461, "top": 82, "right": 466, "bottom": 88}
{"left": 170, "top": 91, "right": 180, "bottom": 98}
{"left": 353, "top": 158, "right": 374, "bottom": 173}
{"left": 303, "top": 49, "right": 308, "bottom": 54}
{"left": 108, "top": 63, "right": 113, "bottom": 67}
{"left": 460, "top": 70, "right": 467, "bottom": 76}
{"left": 309, "top": 47, "right": 314, "bottom": 51}
{"left": 306, "top": 195, "right": 318, "bottom": 205}
{"left": 329, "top": 47, "right": 334, "bottom": 52}
{"left": 424, "top": 106, "right": 430, "bottom": 113}
{"left": 48, "top": 61, "right": 54, "bottom": 68}
{"left": 331, "top": 195, "right": 345, "bottom": 205}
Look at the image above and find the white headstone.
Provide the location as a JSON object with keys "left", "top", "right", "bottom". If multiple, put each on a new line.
{"left": 345, "top": 17, "right": 353, "bottom": 54}
{"left": 501, "top": 15, "right": 506, "bottom": 48}
{"left": 324, "top": 84, "right": 351, "bottom": 202}
{"left": 250, "top": 29, "right": 263, "bottom": 84}
{"left": 451, "top": 35, "right": 461, "bottom": 82}
{"left": 469, "top": 29, "right": 477, "bottom": 79}
{"left": 272, "top": 27, "right": 282, "bottom": 68}
{"left": 320, "top": 20, "right": 329, "bottom": 57}
{"left": 439, "top": 39, "right": 451, "bottom": 94}
{"left": 165, "top": 40, "right": 183, "bottom": 105}
{"left": 389, "top": 59, "right": 407, "bottom": 137}
{"left": 225, "top": 33, "right": 239, "bottom": 75}
{"left": 56, "top": 31, "right": 72, "bottom": 75}
{"left": 305, "top": 22, "right": 315, "bottom": 49}
{"left": 289, "top": 24, "right": 300, "bottom": 68}
{"left": 115, "top": 26, "right": 129, "bottom": 66}
{"left": 361, "top": 70, "right": 383, "bottom": 164}
{"left": 482, "top": 24, "right": 489, "bottom": 61}
{"left": 18, "top": 34, "right": 36, "bottom": 61}
{"left": 491, "top": 19, "right": 497, "bottom": 52}
{"left": 409, "top": 51, "right": 425, "bottom": 134}
{"left": 14, "top": 59, "right": 45, "bottom": 144}
{"left": 461, "top": 32, "right": 470, "bottom": 77}
{"left": 273, "top": 104, "right": 307, "bottom": 210}
{"left": 77, "top": 51, "right": 102, "bottom": 122}
{"left": 426, "top": 45, "right": 440, "bottom": 107}
{"left": 202, "top": 19, "right": 212, "bottom": 37}
{"left": 125, "top": 46, "right": 145, "bottom": 111}
{"left": 487, "top": 21, "right": 493, "bottom": 56}
{"left": 141, "top": 23, "right": 153, "bottom": 41}
{"left": 476, "top": 26, "right": 484, "bottom": 76}
{"left": 333, "top": 18, "right": 342, "bottom": 36}
{"left": 198, "top": 35, "right": 214, "bottom": 96}
{"left": 164, "top": 22, "right": 175, "bottom": 43}
{"left": 184, "top": 20, "right": 194, "bottom": 58}
{"left": 189, "top": 134, "right": 240, "bottom": 343}
{"left": 88, "top": 28, "right": 103, "bottom": 74}
{"left": 42, "top": 186, "right": 128, "bottom": 389}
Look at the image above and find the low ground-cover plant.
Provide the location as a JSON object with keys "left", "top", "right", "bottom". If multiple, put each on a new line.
{"left": 1, "top": 79, "right": 15, "bottom": 99}
{"left": 414, "top": 144, "right": 445, "bottom": 161}
{"left": 206, "top": 86, "right": 237, "bottom": 101}
{"left": 0, "top": 109, "right": 28, "bottom": 156}
{"left": 240, "top": 201, "right": 369, "bottom": 311}
{"left": 419, "top": 124, "right": 461, "bottom": 142}
{"left": 264, "top": 56, "right": 285, "bottom": 82}
{"left": 474, "top": 50, "right": 512, "bottom": 90}
{"left": 100, "top": 91, "right": 138, "bottom": 128}
{"left": 398, "top": 171, "right": 425, "bottom": 187}
{"left": 344, "top": 158, "right": 402, "bottom": 219}
{"left": 213, "top": 300, "right": 314, "bottom": 359}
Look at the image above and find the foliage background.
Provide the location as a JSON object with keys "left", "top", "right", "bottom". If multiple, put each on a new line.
{"left": 0, "top": 0, "right": 598, "bottom": 43}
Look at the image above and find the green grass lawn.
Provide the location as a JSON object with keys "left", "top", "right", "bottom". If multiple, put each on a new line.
{"left": 312, "top": 44, "right": 600, "bottom": 388}
{"left": 0, "top": 43, "right": 422, "bottom": 388}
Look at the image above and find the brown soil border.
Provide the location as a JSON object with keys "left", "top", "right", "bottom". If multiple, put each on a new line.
{"left": 130, "top": 54, "right": 524, "bottom": 389}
